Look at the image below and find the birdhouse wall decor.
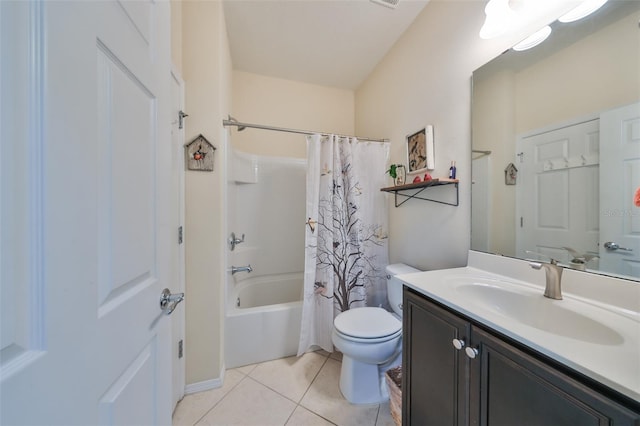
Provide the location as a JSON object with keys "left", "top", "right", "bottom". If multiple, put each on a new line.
{"left": 185, "top": 134, "right": 216, "bottom": 172}
{"left": 505, "top": 162, "right": 518, "bottom": 185}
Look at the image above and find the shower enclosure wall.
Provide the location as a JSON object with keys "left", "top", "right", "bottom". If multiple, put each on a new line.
{"left": 225, "top": 149, "right": 306, "bottom": 368}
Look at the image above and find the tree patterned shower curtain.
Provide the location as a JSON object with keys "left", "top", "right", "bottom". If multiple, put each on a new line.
{"left": 298, "top": 134, "right": 390, "bottom": 355}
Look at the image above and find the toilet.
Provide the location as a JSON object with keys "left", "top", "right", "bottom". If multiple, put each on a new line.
{"left": 331, "top": 263, "right": 420, "bottom": 404}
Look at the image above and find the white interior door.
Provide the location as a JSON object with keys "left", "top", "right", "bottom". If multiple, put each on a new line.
{"left": 170, "top": 67, "right": 186, "bottom": 410}
{"left": 599, "top": 102, "right": 640, "bottom": 279}
{"left": 516, "top": 119, "right": 600, "bottom": 263}
{"left": 1, "top": 1, "right": 174, "bottom": 424}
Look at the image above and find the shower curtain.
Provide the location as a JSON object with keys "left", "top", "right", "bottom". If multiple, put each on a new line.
{"left": 298, "top": 134, "right": 390, "bottom": 355}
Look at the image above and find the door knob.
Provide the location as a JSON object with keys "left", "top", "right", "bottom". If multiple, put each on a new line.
{"left": 160, "top": 288, "right": 184, "bottom": 315}
{"left": 452, "top": 338, "right": 465, "bottom": 350}
{"left": 465, "top": 346, "right": 479, "bottom": 359}
{"left": 604, "top": 241, "right": 632, "bottom": 252}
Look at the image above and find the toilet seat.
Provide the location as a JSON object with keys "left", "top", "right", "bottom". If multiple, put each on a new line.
{"left": 334, "top": 307, "right": 401, "bottom": 340}
{"left": 334, "top": 328, "right": 402, "bottom": 344}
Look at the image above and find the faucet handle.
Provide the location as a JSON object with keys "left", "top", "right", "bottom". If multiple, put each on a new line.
{"left": 229, "top": 232, "right": 245, "bottom": 251}
{"left": 528, "top": 261, "right": 543, "bottom": 270}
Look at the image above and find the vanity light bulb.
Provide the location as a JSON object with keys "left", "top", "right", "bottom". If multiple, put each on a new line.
{"left": 512, "top": 25, "right": 552, "bottom": 51}
{"left": 479, "top": 0, "right": 518, "bottom": 39}
{"left": 558, "top": 0, "right": 608, "bottom": 23}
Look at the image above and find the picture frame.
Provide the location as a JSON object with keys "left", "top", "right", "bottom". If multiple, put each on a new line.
{"left": 406, "top": 125, "right": 435, "bottom": 174}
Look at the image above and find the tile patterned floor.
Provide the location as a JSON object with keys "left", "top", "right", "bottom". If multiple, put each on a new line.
{"left": 172, "top": 351, "right": 396, "bottom": 426}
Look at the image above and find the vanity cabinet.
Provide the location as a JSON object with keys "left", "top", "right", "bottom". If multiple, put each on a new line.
{"left": 402, "top": 287, "right": 640, "bottom": 426}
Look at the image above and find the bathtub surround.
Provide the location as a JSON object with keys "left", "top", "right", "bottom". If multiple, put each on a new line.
{"left": 226, "top": 151, "right": 306, "bottom": 368}
{"left": 299, "top": 135, "right": 390, "bottom": 355}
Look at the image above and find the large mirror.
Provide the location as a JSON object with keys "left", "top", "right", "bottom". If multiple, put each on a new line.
{"left": 471, "top": 0, "right": 640, "bottom": 281}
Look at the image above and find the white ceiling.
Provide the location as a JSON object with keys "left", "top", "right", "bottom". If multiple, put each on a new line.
{"left": 223, "top": 0, "right": 430, "bottom": 90}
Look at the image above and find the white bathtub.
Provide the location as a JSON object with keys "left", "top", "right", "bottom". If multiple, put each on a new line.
{"left": 225, "top": 273, "right": 303, "bottom": 368}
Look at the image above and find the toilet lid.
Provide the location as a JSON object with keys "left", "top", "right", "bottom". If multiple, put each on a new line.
{"left": 334, "top": 307, "right": 401, "bottom": 339}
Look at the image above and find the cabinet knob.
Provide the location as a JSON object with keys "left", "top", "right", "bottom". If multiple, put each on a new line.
{"left": 465, "top": 346, "right": 479, "bottom": 359}
{"left": 452, "top": 338, "right": 465, "bottom": 350}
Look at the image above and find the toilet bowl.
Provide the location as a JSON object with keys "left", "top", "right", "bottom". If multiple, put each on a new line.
{"left": 331, "top": 263, "right": 420, "bottom": 404}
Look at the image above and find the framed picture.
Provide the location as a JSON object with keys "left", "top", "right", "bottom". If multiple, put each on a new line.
{"left": 406, "top": 125, "right": 435, "bottom": 174}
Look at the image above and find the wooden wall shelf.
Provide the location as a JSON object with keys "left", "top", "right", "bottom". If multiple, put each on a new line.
{"left": 380, "top": 178, "right": 459, "bottom": 207}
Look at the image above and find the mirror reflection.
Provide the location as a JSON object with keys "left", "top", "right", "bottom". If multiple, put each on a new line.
{"left": 471, "top": 0, "right": 640, "bottom": 281}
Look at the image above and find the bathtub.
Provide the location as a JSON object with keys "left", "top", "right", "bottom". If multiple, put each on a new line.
{"left": 225, "top": 273, "right": 303, "bottom": 368}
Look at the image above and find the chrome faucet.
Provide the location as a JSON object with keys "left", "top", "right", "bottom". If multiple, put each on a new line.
{"left": 529, "top": 259, "right": 563, "bottom": 300}
{"left": 231, "top": 264, "right": 252, "bottom": 275}
{"left": 228, "top": 232, "right": 245, "bottom": 251}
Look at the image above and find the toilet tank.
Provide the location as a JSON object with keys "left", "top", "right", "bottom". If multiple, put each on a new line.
{"left": 385, "top": 263, "right": 421, "bottom": 317}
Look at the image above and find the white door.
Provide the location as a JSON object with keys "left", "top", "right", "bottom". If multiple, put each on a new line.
{"left": 599, "top": 102, "right": 640, "bottom": 279}
{"left": 516, "top": 119, "right": 600, "bottom": 263}
{"left": 1, "top": 1, "right": 174, "bottom": 424}
{"left": 170, "top": 67, "right": 186, "bottom": 409}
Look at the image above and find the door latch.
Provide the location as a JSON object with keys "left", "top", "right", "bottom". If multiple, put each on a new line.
{"left": 160, "top": 288, "right": 184, "bottom": 315}
{"left": 604, "top": 241, "right": 633, "bottom": 252}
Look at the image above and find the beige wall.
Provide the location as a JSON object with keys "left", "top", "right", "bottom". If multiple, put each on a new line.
{"left": 515, "top": 10, "right": 640, "bottom": 134}
{"left": 231, "top": 71, "right": 355, "bottom": 158}
{"left": 182, "top": 0, "right": 232, "bottom": 386}
{"left": 355, "top": 0, "right": 577, "bottom": 271}
{"left": 355, "top": 1, "right": 508, "bottom": 271}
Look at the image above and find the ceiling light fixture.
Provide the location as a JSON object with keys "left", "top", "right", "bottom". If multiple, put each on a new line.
{"left": 369, "top": 0, "right": 399, "bottom": 10}
{"left": 512, "top": 25, "right": 552, "bottom": 51}
{"left": 479, "top": 0, "right": 518, "bottom": 39}
{"left": 558, "top": 0, "right": 608, "bottom": 23}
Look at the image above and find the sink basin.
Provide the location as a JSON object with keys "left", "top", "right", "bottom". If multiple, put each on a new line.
{"left": 454, "top": 282, "right": 624, "bottom": 346}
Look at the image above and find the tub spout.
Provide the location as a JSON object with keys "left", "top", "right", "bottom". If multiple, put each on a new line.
{"left": 231, "top": 265, "right": 252, "bottom": 275}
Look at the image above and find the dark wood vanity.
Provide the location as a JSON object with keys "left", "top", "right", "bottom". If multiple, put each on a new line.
{"left": 402, "top": 287, "right": 640, "bottom": 425}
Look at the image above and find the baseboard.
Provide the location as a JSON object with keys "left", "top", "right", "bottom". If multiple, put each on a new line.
{"left": 184, "top": 364, "right": 226, "bottom": 395}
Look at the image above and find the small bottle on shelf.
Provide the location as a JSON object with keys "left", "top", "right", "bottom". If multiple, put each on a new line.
{"left": 448, "top": 161, "right": 457, "bottom": 179}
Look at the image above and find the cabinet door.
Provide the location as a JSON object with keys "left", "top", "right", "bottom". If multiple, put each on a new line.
{"left": 403, "top": 289, "right": 471, "bottom": 426}
{"left": 470, "top": 326, "right": 640, "bottom": 426}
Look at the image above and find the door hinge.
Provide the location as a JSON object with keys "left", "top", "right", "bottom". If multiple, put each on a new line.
{"left": 178, "top": 339, "right": 183, "bottom": 359}
{"left": 517, "top": 152, "right": 524, "bottom": 163}
{"left": 520, "top": 217, "right": 524, "bottom": 227}
{"left": 178, "top": 226, "right": 183, "bottom": 244}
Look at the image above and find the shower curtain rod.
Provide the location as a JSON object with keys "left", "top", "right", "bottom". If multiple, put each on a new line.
{"left": 472, "top": 149, "right": 492, "bottom": 155}
{"left": 222, "top": 117, "right": 389, "bottom": 143}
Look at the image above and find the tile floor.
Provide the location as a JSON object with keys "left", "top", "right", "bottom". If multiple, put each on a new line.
{"left": 172, "top": 351, "right": 396, "bottom": 426}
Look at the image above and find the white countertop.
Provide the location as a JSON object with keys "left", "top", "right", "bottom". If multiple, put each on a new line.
{"left": 397, "top": 253, "right": 640, "bottom": 403}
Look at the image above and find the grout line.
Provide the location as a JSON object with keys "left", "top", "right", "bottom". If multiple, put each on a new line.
{"left": 190, "top": 373, "right": 249, "bottom": 425}
{"left": 286, "top": 352, "right": 336, "bottom": 425}
{"left": 179, "top": 351, "right": 346, "bottom": 426}
{"left": 297, "top": 352, "right": 331, "bottom": 405}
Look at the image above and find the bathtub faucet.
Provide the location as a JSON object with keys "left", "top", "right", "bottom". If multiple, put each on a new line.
{"left": 231, "top": 264, "right": 252, "bottom": 275}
